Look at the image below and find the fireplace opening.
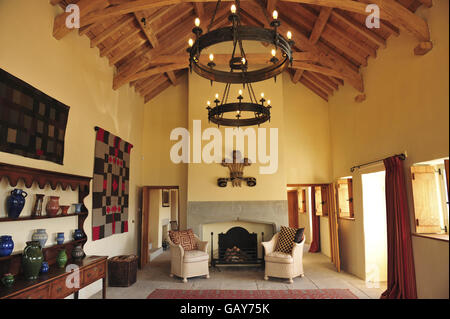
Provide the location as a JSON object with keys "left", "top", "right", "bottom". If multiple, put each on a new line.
{"left": 211, "top": 226, "right": 263, "bottom": 267}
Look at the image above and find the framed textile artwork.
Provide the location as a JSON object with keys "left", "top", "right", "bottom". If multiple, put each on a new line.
{"left": 92, "top": 127, "right": 133, "bottom": 241}
{"left": 162, "top": 189, "right": 170, "bottom": 207}
{"left": 0, "top": 68, "right": 69, "bottom": 164}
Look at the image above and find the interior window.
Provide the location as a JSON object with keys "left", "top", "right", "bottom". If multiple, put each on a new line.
{"left": 298, "top": 188, "right": 307, "bottom": 214}
{"left": 411, "top": 159, "right": 449, "bottom": 234}
{"left": 336, "top": 178, "right": 354, "bottom": 219}
{"left": 314, "top": 186, "right": 329, "bottom": 217}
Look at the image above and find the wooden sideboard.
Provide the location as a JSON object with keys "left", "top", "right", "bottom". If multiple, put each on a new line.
{"left": 0, "top": 256, "right": 107, "bottom": 299}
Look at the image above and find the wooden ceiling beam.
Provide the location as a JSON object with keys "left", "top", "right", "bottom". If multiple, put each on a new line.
{"left": 134, "top": 12, "right": 159, "bottom": 48}
{"left": 303, "top": 71, "right": 334, "bottom": 95}
{"left": 291, "top": 61, "right": 345, "bottom": 80}
{"left": 292, "top": 70, "right": 304, "bottom": 84}
{"left": 139, "top": 75, "right": 169, "bottom": 95}
{"left": 53, "top": 0, "right": 109, "bottom": 40}
{"left": 309, "top": 7, "right": 332, "bottom": 44}
{"left": 193, "top": 2, "right": 204, "bottom": 17}
{"left": 109, "top": 37, "right": 147, "bottom": 65}
{"left": 312, "top": 72, "right": 339, "bottom": 90}
{"left": 241, "top": 1, "right": 364, "bottom": 92}
{"left": 299, "top": 76, "right": 329, "bottom": 101}
{"left": 90, "top": 15, "right": 135, "bottom": 48}
{"left": 100, "top": 28, "right": 141, "bottom": 57}
{"left": 331, "top": 11, "right": 386, "bottom": 48}
{"left": 166, "top": 71, "right": 177, "bottom": 85}
{"left": 127, "top": 63, "right": 189, "bottom": 83}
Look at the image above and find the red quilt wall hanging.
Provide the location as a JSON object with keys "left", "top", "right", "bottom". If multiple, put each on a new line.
{"left": 92, "top": 127, "right": 133, "bottom": 241}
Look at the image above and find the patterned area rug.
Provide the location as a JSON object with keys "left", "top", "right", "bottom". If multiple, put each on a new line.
{"left": 147, "top": 289, "right": 358, "bottom": 299}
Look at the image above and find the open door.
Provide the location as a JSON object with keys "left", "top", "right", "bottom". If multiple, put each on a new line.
{"left": 139, "top": 187, "right": 150, "bottom": 269}
{"left": 328, "top": 183, "right": 341, "bottom": 272}
{"left": 287, "top": 190, "right": 299, "bottom": 228}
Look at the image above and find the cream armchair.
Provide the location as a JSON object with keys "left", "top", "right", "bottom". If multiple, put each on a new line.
{"left": 262, "top": 233, "right": 305, "bottom": 283}
{"left": 168, "top": 234, "right": 210, "bottom": 283}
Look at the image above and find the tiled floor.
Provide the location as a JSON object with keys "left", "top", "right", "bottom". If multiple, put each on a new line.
{"left": 91, "top": 245, "right": 386, "bottom": 299}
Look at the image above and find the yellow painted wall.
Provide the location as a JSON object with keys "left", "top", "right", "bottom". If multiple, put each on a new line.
{"left": 0, "top": 0, "right": 144, "bottom": 298}
{"left": 329, "top": 1, "right": 449, "bottom": 298}
{"left": 283, "top": 73, "right": 332, "bottom": 184}
{"left": 141, "top": 75, "right": 188, "bottom": 229}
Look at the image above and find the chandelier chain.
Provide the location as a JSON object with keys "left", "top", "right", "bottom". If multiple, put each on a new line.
{"left": 207, "top": 0, "right": 222, "bottom": 33}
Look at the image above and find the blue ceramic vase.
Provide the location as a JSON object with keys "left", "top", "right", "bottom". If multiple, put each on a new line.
{"left": 7, "top": 189, "right": 28, "bottom": 219}
{"left": 73, "top": 229, "right": 85, "bottom": 241}
{"left": 32, "top": 229, "right": 48, "bottom": 248}
{"left": 56, "top": 232, "right": 65, "bottom": 245}
{"left": 73, "top": 203, "right": 82, "bottom": 213}
{"left": 0, "top": 236, "right": 14, "bottom": 257}
{"left": 40, "top": 261, "right": 49, "bottom": 274}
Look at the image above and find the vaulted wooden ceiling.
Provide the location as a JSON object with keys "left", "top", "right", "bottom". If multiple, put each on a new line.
{"left": 50, "top": 0, "right": 433, "bottom": 103}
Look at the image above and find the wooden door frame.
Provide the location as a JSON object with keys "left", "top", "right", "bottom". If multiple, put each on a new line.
{"left": 287, "top": 189, "right": 300, "bottom": 228}
{"left": 139, "top": 185, "right": 180, "bottom": 269}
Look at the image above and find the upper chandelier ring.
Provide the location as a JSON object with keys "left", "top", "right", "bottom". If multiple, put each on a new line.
{"left": 189, "top": 25, "right": 293, "bottom": 84}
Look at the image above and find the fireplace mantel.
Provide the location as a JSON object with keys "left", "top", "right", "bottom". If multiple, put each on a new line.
{"left": 187, "top": 200, "right": 288, "bottom": 237}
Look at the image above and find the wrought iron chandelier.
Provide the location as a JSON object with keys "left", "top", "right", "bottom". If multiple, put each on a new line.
{"left": 187, "top": 0, "right": 294, "bottom": 127}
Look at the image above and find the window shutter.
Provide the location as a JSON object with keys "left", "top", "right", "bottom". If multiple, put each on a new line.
{"left": 411, "top": 166, "right": 442, "bottom": 233}
{"left": 321, "top": 186, "right": 329, "bottom": 216}
{"left": 315, "top": 186, "right": 323, "bottom": 216}
{"left": 348, "top": 179, "right": 354, "bottom": 218}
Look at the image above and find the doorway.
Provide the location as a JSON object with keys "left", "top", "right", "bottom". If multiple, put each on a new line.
{"left": 362, "top": 171, "right": 388, "bottom": 284}
{"left": 139, "top": 186, "right": 180, "bottom": 268}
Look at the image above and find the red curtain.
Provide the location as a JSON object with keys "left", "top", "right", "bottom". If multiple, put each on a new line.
{"left": 381, "top": 156, "right": 417, "bottom": 299}
{"left": 309, "top": 189, "right": 320, "bottom": 253}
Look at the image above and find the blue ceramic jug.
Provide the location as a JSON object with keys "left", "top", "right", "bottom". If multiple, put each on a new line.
{"left": 0, "top": 236, "right": 14, "bottom": 257}
{"left": 7, "top": 189, "right": 28, "bottom": 219}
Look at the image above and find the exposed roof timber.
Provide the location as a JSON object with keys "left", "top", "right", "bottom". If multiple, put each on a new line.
{"left": 53, "top": 0, "right": 110, "bottom": 39}
{"left": 309, "top": 7, "right": 332, "bottom": 44}
{"left": 126, "top": 63, "right": 189, "bottom": 83}
{"left": 241, "top": 1, "right": 364, "bottom": 92}
{"left": 53, "top": 0, "right": 429, "bottom": 43}
{"left": 331, "top": 11, "right": 386, "bottom": 48}
{"left": 134, "top": 11, "right": 159, "bottom": 48}
{"left": 299, "top": 76, "right": 329, "bottom": 101}
{"left": 50, "top": 0, "right": 431, "bottom": 102}
{"left": 90, "top": 15, "right": 135, "bottom": 48}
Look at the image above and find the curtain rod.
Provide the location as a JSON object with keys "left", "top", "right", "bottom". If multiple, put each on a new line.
{"left": 350, "top": 153, "right": 406, "bottom": 172}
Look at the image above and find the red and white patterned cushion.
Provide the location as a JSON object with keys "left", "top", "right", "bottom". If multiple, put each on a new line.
{"left": 169, "top": 229, "right": 198, "bottom": 251}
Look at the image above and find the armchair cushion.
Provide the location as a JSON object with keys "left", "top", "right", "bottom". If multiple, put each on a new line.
{"left": 169, "top": 229, "right": 198, "bottom": 251}
{"left": 184, "top": 250, "right": 209, "bottom": 263}
{"left": 294, "top": 228, "right": 305, "bottom": 243}
{"left": 274, "top": 226, "right": 298, "bottom": 254}
{"left": 265, "top": 251, "right": 293, "bottom": 264}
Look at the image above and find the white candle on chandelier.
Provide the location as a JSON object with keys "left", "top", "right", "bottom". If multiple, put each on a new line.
{"left": 239, "top": 89, "right": 243, "bottom": 96}
{"left": 209, "top": 53, "right": 214, "bottom": 61}
{"left": 207, "top": 101, "right": 211, "bottom": 106}
{"left": 271, "top": 49, "right": 276, "bottom": 57}
{"left": 261, "top": 93, "right": 265, "bottom": 98}
{"left": 215, "top": 93, "right": 219, "bottom": 99}
{"left": 231, "top": 4, "right": 237, "bottom": 14}
{"left": 194, "top": 18, "right": 200, "bottom": 27}
{"left": 241, "top": 57, "right": 246, "bottom": 64}
{"left": 188, "top": 38, "right": 194, "bottom": 47}
{"left": 287, "top": 31, "right": 292, "bottom": 40}
{"left": 267, "top": 100, "right": 271, "bottom": 105}
{"left": 272, "top": 10, "right": 278, "bottom": 20}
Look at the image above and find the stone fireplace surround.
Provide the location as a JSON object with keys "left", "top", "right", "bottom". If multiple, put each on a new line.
{"left": 187, "top": 200, "right": 288, "bottom": 240}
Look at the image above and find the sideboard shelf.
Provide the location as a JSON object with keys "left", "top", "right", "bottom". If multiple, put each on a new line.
{"left": 0, "top": 211, "right": 88, "bottom": 223}
{"left": 0, "top": 238, "right": 87, "bottom": 262}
